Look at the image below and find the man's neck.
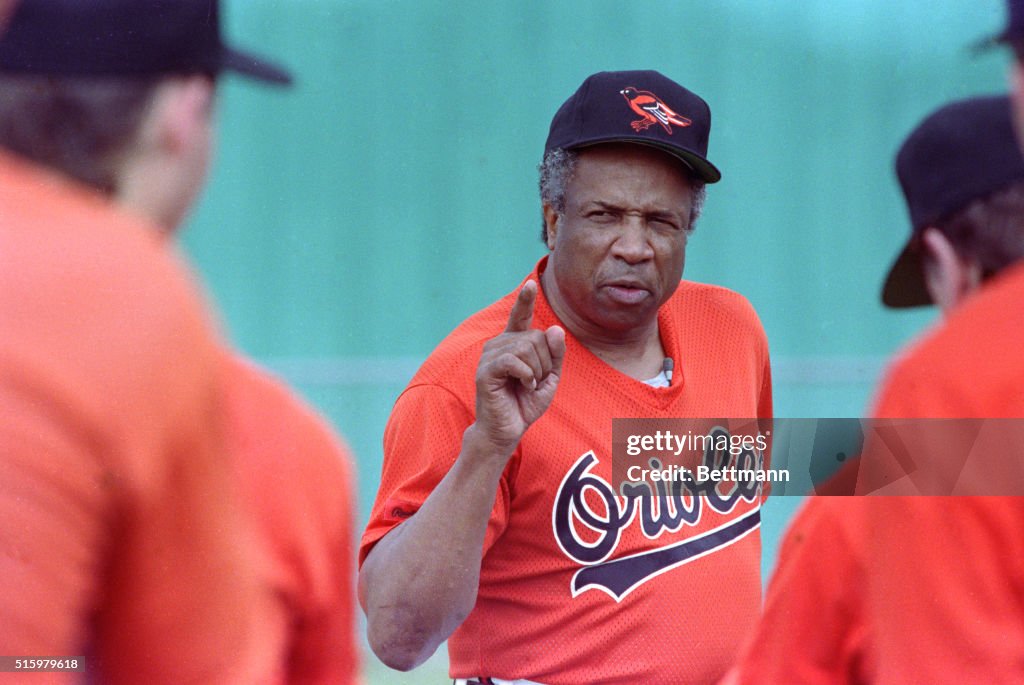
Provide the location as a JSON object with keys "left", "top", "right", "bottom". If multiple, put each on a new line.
{"left": 115, "top": 159, "right": 184, "bottom": 235}
{"left": 583, "top": 331, "right": 667, "bottom": 382}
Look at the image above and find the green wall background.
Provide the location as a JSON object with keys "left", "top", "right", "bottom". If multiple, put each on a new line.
{"left": 181, "top": 1, "right": 1007, "bottom": 680}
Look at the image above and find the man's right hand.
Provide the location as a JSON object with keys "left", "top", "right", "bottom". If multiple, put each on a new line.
{"left": 472, "top": 280, "right": 566, "bottom": 457}
{"left": 360, "top": 280, "right": 566, "bottom": 671}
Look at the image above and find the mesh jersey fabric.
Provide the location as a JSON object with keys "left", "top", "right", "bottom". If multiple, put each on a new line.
{"left": 361, "top": 257, "right": 772, "bottom": 684}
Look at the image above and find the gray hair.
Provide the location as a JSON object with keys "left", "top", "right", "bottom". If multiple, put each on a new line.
{"left": 0, "top": 75, "right": 161, "bottom": 195}
{"left": 538, "top": 147, "right": 707, "bottom": 243}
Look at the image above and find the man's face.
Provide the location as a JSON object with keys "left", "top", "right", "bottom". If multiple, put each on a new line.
{"left": 543, "top": 143, "right": 694, "bottom": 337}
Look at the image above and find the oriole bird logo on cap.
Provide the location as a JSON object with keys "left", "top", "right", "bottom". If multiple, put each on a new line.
{"left": 620, "top": 87, "right": 691, "bottom": 134}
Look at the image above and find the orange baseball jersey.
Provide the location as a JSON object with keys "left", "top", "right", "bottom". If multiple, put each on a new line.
{"left": 0, "top": 150, "right": 260, "bottom": 683}
{"left": 726, "top": 263, "right": 1024, "bottom": 685}
{"left": 863, "top": 261, "right": 1024, "bottom": 684}
{"left": 221, "top": 354, "right": 360, "bottom": 685}
{"left": 361, "top": 257, "right": 772, "bottom": 684}
{"left": 722, "top": 498, "right": 875, "bottom": 685}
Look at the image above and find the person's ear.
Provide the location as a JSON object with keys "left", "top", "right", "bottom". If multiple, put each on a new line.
{"left": 543, "top": 203, "right": 559, "bottom": 251}
{"left": 920, "top": 227, "right": 981, "bottom": 314}
{"left": 1010, "top": 61, "right": 1024, "bottom": 152}
{"left": 0, "top": 0, "right": 16, "bottom": 29}
{"left": 146, "top": 75, "right": 214, "bottom": 157}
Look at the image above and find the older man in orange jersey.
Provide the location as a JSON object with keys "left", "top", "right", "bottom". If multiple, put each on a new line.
{"left": 360, "top": 70, "right": 772, "bottom": 685}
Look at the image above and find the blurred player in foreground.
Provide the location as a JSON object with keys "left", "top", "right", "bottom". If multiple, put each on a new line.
{"left": 0, "top": 0, "right": 260, "bottom": 682}
{"left": 852, "top": 3, "right": 1024, "bottom": 679}
{"left": 0, "top": 1, "right": 359, "bottom": 682}
{"left": 360, "top": 70, "right": 772, "bottom": 684}
{"left": 864, "top": 3, "right": 1024, "bottom": 676}
{"left": 724, "top": 95, "right": 1024, "bottom": 684}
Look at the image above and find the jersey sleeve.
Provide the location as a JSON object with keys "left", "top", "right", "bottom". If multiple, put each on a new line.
{"left": 359, "top": 383, "right": 512, "bottom": 566}
{"left": 727, "top": 499, "right": 871, "bottom": 685}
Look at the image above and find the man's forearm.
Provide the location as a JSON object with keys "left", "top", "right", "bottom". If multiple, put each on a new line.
{"left": 359, "top": 425, "right": 511, "bottom": 671}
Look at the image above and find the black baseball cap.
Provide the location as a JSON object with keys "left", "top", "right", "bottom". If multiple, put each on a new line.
{"left": 0, "top": 0, "right": 292, "bottom": 86}
{"left": 544, "top": 70, "right": 721, "bottom": 183}
{"left": 881, "top": 95, "right": 1024, "bottom": 307}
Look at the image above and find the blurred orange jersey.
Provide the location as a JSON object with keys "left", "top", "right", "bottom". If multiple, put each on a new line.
{"left": 724, "top": 498, "right": 875, "bottom": 685}
{"left": 727, "top": 264, "right": 1024, "bottom": 685}
{"left": 361, "top": 258, "right": 772, "bottom": 684}
{"left": 864, "top": 262, "right": 1024, "bottom": 684}
{"left": 0, "top": 151, "right": 259, "bottom": 683}
{"left": 222, "top": 354, "right": 360, "bottom": 685}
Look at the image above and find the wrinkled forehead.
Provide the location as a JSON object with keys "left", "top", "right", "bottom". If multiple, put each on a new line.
{"left": 566, "top": 143, "right": 695, "bottom": 212}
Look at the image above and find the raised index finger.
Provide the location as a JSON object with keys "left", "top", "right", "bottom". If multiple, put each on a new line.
{"left": 505, "top": 280, "right": 538, "bottom": 333}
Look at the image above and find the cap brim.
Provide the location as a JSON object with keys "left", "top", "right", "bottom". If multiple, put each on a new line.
{"left": 571, "top": 136, "right": 721, "bottom": 183}
{"left": 881, "top": 237, "right": 931, "bottom": 308}
{"left": 222, "top": 45, "right": 293, "bottom": 86}
{"left": 969, "top": 27, "right": 1022, "bottom": 55}
{"left": 970, "top": 33, "right": 1004, "bottom": 55}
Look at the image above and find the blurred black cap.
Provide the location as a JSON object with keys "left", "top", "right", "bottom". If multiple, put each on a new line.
{"left": 973, "top": 0, "right": 1024, "bottom": 56}
{"left": 0, "top": 0, "right": 292, "bottom": 85}
{"left": 882, "top": 95, "right": 1024, "bottom": 307}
